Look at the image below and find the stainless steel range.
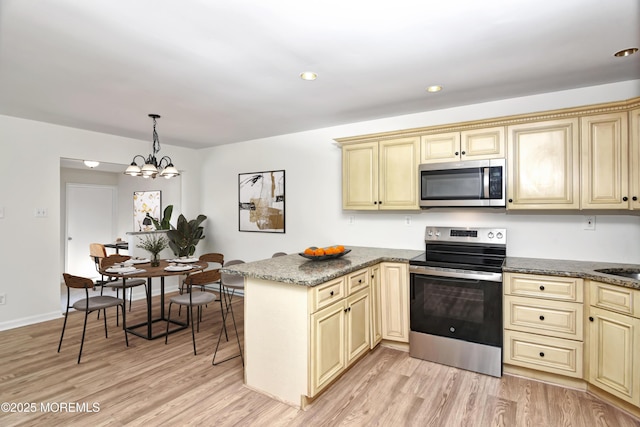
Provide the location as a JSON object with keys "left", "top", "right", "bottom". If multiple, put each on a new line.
{"left": 409, "top": 226, "right": 506, "bottom": 377}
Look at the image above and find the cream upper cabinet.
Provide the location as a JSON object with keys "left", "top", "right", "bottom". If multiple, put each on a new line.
{"left": 629, "top": 108, "right": 640, "bottom": 209}
{"left": 342, "top": 137, "right": 419, "bottom": 210}
{"left": 506, "top": 118, "right": 580, "bottom": 209}
{"left": 420, "top": 126, "right": 505, "bottom": 164}
{"left": 581, "top": 112, "right": 629, "bottom": 209}
{"left": 380, "top": 262, "right": 409, "bottom": 343}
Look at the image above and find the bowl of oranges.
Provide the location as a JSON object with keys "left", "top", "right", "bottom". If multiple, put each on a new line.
{"left": 299, "top": 245, "right": 351, "bottom": 261}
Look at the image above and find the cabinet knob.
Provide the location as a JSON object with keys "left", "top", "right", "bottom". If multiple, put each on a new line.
{"left": 371, "top": 274, "right": 375, "bottom": 278}
{"left": 379, "top": 201, "right": 382, "bottom": 205}
{"left": 623, "top": 196, "right": 628, "bottom": 201}
{"left": 539, "top": 315, "right": 545, "bottom": 321}
{"left": 373, "top": 201, "right": 377, "bottom": 205}
{"left": 539, "top": 352, "right": 545, "bottom": 358}
{"left": 539, "top": 285, "right": 545, "bottom": 291}
{"left": 589, "top": 316, "right": 594, "bottom": 322}
{"left": 358, "top": 279, "right": 362, "bottom": 283}
{"left": 330, "top": 291, "right": 334, "bottom": 296}
{"left": 508, "top": 199, "right": 513, "bottom": 203}
{"left": 461, "top": 151, "right": 466, "bottom": 155}
{"left": 455, "top": 151, "right": 459, "bottom": 156}
{"left": 633, "top": 196, "right": 638, "bottom": 201}
{"left": 344, "top": 308, "right": 348, "bottom": 312}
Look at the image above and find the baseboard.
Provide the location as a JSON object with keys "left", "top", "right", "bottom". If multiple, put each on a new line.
{"left": 0, "top": 311, "right": 62, "bottom": 331}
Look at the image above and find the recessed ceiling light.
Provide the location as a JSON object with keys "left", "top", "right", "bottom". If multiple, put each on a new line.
{"left": 83, "top": 160, "right": 100, "bottom": 168}
{"left": 614, "top": 48, "right": 638, "bottom": 57}
{"left": 426, "top": 85, "right": 443, "bottom": 93}
{"left": 300, "top": 71, "right": 318, "bottom": 81}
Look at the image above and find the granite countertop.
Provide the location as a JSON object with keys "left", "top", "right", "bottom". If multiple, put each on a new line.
{"left": 503, "top": 257, "right": 640, "bottom": 290}
{"left": 220, "top": 246, "right": 423, "bottom": 286}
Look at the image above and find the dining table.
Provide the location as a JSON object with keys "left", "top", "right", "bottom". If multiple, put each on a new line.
{"left": 101, "top": 259, "right": 205, "bottom": 340}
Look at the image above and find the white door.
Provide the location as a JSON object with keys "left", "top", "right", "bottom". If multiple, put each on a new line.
{"left": 66, "top": 184, "right": 117, "bottom": 278}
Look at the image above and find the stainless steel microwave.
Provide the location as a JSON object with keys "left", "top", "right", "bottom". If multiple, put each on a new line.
{"left": 419, "top": 158, "right": 506, "bottom": 208}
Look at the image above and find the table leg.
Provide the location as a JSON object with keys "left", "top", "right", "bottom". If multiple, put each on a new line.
{"left": 146, "top": 277, "right": 153, "bottom": 338}
{"left": 160, "top": 276, "right": 165, "bottom": 319}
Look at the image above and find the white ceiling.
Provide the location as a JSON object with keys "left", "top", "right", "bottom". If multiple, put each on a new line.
{"left": 1, "top": 0, "right": 639, "bottom": 149}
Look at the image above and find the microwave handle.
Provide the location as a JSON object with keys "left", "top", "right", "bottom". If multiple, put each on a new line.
{"left": 483, "top": 167, "right": 490, "bottom": 198}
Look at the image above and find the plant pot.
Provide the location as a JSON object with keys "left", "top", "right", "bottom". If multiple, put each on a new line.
{"left": 151, "top": 253, "right": 160, "bottom": 267}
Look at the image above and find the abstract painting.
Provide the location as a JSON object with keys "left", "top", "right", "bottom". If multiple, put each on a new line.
{"left": 133, "top": 190, "right": 161, "bottom": 232}
{"left": 239, "top": 170, "right": 285, "bottom": 233}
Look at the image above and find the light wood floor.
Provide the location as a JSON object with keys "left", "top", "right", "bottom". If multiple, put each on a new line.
{"left": 1, "top": 292, "right": 639, "bottom": 427}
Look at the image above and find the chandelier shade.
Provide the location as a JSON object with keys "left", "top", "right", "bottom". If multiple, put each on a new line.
{"left": 124, "top": 114, "right": 180, "bottom": 179}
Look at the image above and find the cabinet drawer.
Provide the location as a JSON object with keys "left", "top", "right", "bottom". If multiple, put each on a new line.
{"left": 311, "top": 277, "right": 345, "bottom": 313}
{"left": 504, "top": 296, "right": 583, "bottom": 340}
{"left": 504, "top": 272, "right": 583, "bottom": 302}
{"left": 590, "top": 281, "right": 640, "bottom": 318}
{"left": 347, "top": 268, "right": 369, "bottom": 295}
{"left": 504, "top": 330, "right": 583, "bottom": 378}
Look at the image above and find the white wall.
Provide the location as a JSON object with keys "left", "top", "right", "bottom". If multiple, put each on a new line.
{"left": 0, "top": 117, "right": 200, "bottom": 329}
{"left": 199, "top": 80, "right": 640, "bottom": 264}
{"left": 1, "top": 80, "right": 639, "bottom": 330}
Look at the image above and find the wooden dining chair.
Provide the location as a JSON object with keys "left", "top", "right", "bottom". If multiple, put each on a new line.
{"left": 89, "top": 243, "right": 109, "bottom": 288}
{"left": 213, "top": 259, "right": 245, "bottom": 366}
{"left": 59, "top": 273, "right": 129, "bottom": 363}
{"left": 100, "top": 254, "right": 147, "bottom": 323}
{"left": 165, "top": 269, "right": 222, "bottom": 355}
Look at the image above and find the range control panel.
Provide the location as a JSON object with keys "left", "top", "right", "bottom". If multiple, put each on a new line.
{"left": 424, "top": 226, "right": 506, "bottom": 245}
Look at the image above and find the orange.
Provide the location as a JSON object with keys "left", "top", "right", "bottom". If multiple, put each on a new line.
{"left": 335, "top": 245, "right": 345, "bottom": 253}
{"left": 314, "top": 248, "right": 325, "bottom": 256}
{"left": 325, "top": 246, "right": 335, "bottom": 255}
{"left": 304, "top": 247, "right": 314, "bottom": 255}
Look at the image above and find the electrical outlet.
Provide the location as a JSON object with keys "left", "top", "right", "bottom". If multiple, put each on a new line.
{"left": 0, "top": 293, "right": 6, "bottom": 305}
{"left": 348, "top": 216, "right": 355, "bottom": 225}
{"left": 583, "top": 215, "right": 596, "bottom": 230}
{"left": 34, "top": 208, "right": 47, "bottom": 217}
{"left": 404, "top": 216, "right": 412, "bottom": 226}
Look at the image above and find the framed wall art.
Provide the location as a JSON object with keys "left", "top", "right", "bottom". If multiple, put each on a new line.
{"left": 239, "top": 170, "right": 285, "bottom": 233}
{"left": 133, "top": 190, "right": 161, "bottom": 231}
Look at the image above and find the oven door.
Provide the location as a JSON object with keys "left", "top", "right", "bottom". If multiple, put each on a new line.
{"left": 410, "top": 267, "right": 502, "bottom": 347}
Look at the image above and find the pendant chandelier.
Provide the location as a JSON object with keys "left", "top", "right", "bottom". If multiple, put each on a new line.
{"left": 124, "top": 114, "right": 180, "bottom": 179}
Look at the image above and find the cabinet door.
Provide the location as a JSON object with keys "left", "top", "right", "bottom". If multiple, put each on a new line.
{"left": 370, "top": 264, "right": 382, "bottom": 347}
{"left": 629, "top": 108, "right": 640, "bottom": 209}
{"left": 346, "top": 289, "right": 370, "bottom": 366}
{"left": 379, "top": 137, "right": 420, "bottom": 210}
{"left": 461, "top": 126, "right": 505, "bottom": 160}
{"left": 588, "top": 306, "right": 640, "bottom": 406}
{"left": 380, "top": 262, "right": 409, "bottom": 342}
{"left": 581, "top": 112, "right": 629, "bottom": 209}
{"left": 342, "top": 142, "right": 379, "bottom": 210}
{"left": 507, "top": 118, "right": 579, "bottom": 209}
{"left": 310, "top": 301, "right": 346, "bottom": 396}
{"left": 420, "top": 132, "right": 460, "bottom": 163}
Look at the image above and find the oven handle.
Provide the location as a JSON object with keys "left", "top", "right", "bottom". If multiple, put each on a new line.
{"left": 409, "top": 265, "right": 502, "bottom": 283}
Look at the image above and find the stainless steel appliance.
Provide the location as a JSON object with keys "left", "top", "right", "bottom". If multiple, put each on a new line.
{"left": 409, "top": 226, "right": 506, "bottom": 377}
{"left": 419, "top": 158, "right": 506, "bottom": 208}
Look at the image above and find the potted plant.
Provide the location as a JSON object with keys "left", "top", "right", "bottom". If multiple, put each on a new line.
{"left": 152, "top": 205, "right": 174, "bottom": 230}
{"left": 137, "top": 233, "right": 169, "bottom": 267}
{"left": 167, "top": 214, "right": 207, "bottom": 257}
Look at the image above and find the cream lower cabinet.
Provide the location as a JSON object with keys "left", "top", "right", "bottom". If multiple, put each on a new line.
{"left": 369, "top": 264, "right": 382, "bottom": 347}
{"left": 587, "top": 281, "right": 640, "bottom": 406}
{"left": 506, "top": 118, "right": 580, "bottom": 209}
{"left": 380, "top": 262, "right": 409, "bottom": 342}
{"left": 309, "top": 272, "right": 370, "bottom": 397}
{"left": 341, "top": 137, "right": 420, "bottom": 210}
{"left": 503, "top": 273, "right": 584, "bottom": 378}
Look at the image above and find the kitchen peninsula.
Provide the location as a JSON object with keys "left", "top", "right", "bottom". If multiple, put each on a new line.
{"left": 220, "top": 246, "right": 421, "bottom": 408}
